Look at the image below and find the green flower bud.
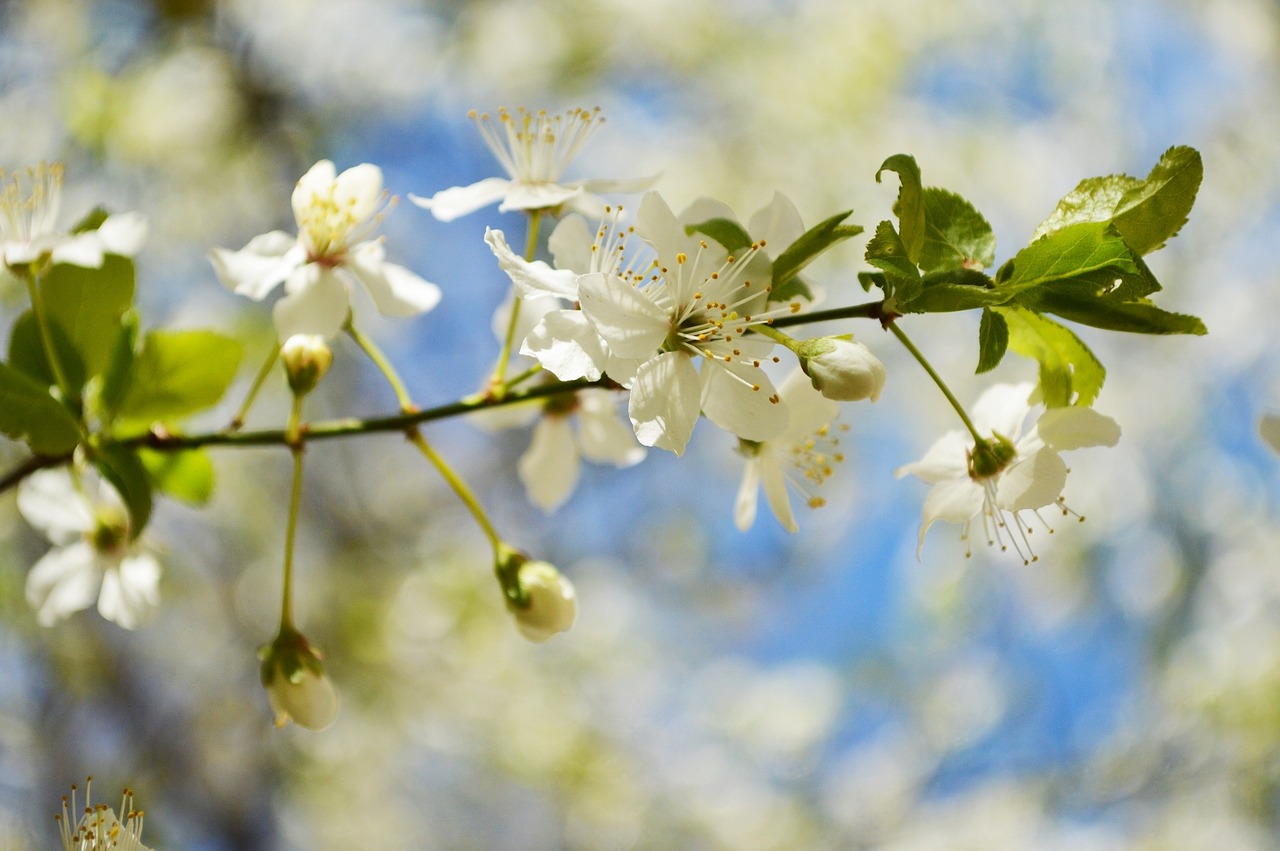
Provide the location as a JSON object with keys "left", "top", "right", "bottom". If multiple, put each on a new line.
{"left": 280, "top": 334, "right": 333, "bottom": 396}
{"left": 259, "top": 625, "right": 338, "bottom": 730}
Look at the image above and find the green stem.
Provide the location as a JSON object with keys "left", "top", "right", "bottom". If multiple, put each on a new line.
{"left": 489, "top": 210, "right": 543, "bottom": 392}
{"left": 345, "top": 320, "right": 416, "bottom": 413}
{"left": 21, "top": 265, "right": 75, "bottom": 403}
{"left": 405, "top": 428, "right": 502, "bottom": 552}
{"left": 229, "top": 340, "right": 282, "bottom": 431}
{"left": 753, "top": 323, "right": 800, "bottom": 351}
{"left": 280, "top": 394, "right": 306, "bottom": 629}
{"left": 887, "top": 320, "right": 984, "bottom": 443}
{"left": 770, "top": 299, "right": 886, "bottom": 329}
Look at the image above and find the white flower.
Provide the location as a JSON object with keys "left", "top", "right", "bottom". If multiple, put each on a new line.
{"left": 518, "top": 388, "right": 646, "bottom": 512}
{"left": 572, "top": 191, "right": 800, "bottom": 455}
{"left": 507, "top": 559, "right": 577, "bottom": 642}
{"left": 679, "top": 191, "right": 813, "bottom": 300}
{"left": 735, "top": 368, "right": 846, "bottom": 533}
{"left": 208, "top": 160, "right": 441, "bottom": 339}
{"left": 259, "top": 626, "right": 338, "bottom": 731}
{"left": 411, "top": 107, "right": 654, "bottom": 221}
{"left": 57, "top": 780, "right": 149, "bottom": 851}
{"left": 1, "top": 163, "right": 147, "bottom": 270}
{"left": 796, "top": 335, "right": 886, "bottom": 402}
{"left": 18, "top": 468, "right": 161, "bottom": 630}
{"left": 894, "top": 382, "right": 1121, "bottom": 561}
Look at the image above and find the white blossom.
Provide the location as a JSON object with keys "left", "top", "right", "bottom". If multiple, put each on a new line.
{"left": 735, "top": 369, "right": 846, "bottom": 533}
{"left": 1, "top": 163, "right": 147, "bottom": 270}
{"left": 18, "top": 468, "right": 161, "bottom": 630}
{"left": 895, "top": 382, "right": 1120, "bottom": 561}
{"left": 209, "top": 159, "right": 440, "bottom": 339}
{"left": 57, "top": 780, "right": 149, "bottom": 851}
{"left": 412, "top": 107, "right": 653, "bottom": 221}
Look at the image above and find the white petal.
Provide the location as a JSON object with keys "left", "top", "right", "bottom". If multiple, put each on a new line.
{"left": 734, "top": 457, "right": 762, "bottom": 531}
{"left": 894, "top": 430, "right": 971, "bottom": 484}
{"left": 96, "top": 211, "right": 149, "bottom": 256}
{"left": 409, "top": 177, "right": 512, "bottom": 222}
{"left": 500, "top": 181, "right": 583, "bottom": 213}
{"left": 485, "top": 228, "right": 579, "bottom": 299}
{"left": 576, "top": 174, "right": 661, "bottom": 196}
{"left": 576, "top": 390, "right": 646, "bottom": 467}
{"left": 50, "top": 232, "right": 106, "bottom": 268}
{"left": 972, "top": 382, "right": 1036, "bottom": 438}
{"left": 778, "top": 368, "right": 840, "bottom": 440}
{"left": 748, "top": 191, "right": 805, "bottom": 248}
{"left": 332, "top": 163, "right": 383, "bottom": 224}
{"left": 996, "top": 447, "right": 1068, "bottom": 511}
{"left": 918, "top": 478, "right": 985, "bottom": 554}
{"left": 493, "top": 291, "right": 557, "bottom": 345}
{"left": 635, "top": 191, "right": 686, "bottom": 260}
{"left": 700, "top": 361, "right": 789, "bottom": 442}
{"left": 1036, "top": 406, "right": 1121, "bottom": 450}
{"left": 291, "top": 160, "right": 338, "bottom": 224}
{"left": 578, "top": 272, "right": 669, "bottom": 358}
{"left": 273, "top": 266, "right": 350, "bottom": 339}
{"left": 98, "top": 552, "right": 161, "bottom": 630}
{"left": 347, "top": 243, "right": 442, "bottom": 317}
{"left": 1261, "top": 413, "right": 1280, "bottom": 454}
{"left": 26, "top": 542, "right": 102, "bottom": 626}
{"left": 521, "top": 310, "right": 608, "bottom": 380}
{"left": 17, "top": 468, "right": 93, "bottom": 545}
{"left": 518, "top": 417, "right": 580, "bottom": 512}
{"left": 208, "top": 231, "right": 300, "bottom": 300}
{"left": 548, "top": 215, "right": 595, "bottom": 273}
{"left": 759, "top": 451, "right": 798, "bottom": 533}
{"left": 629, "top": 352, "right": 701, "bottom": 455}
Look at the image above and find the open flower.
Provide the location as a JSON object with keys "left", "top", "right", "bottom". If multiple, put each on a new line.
{"left": 1, "top": 163, "right": 147, "bottom": 270}
{"left": 18, "top": 467, "right": 160, "bottom": 629}
{"left": 895, "top": 382, "right": 1120, "bottom": 561}
{"left": 209, "top": 160, "right": 441, "bottom": 339}
{"left": 735, "top": 369, "right": 846, "bottom": 533}
{"left": 412, "top": 107, "right": 653, "bottom": 221}
{"left": 518, "top": 388, "right": 646, "bottom": 512}
{"left": 57, "top": 779, "right": 149, "bottom": 851}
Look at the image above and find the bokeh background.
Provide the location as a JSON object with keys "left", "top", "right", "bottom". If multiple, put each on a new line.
{"left": 2, "top": 0, "right": 1280, "bottom": 847}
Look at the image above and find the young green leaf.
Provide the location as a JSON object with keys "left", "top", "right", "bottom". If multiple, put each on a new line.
{"left": 7, "top": 310, "right": 87, "bottom": 392}
{"left": 999, "top": 222, "right": 1156, "bottom": 300}
{"left": 686, "top": 217, "right": 753, "bottom": 254}
{"left": 994, "top": 306, "right": 1106, "bottom": 407}
{"left": 0, "top": 361, "right": 82, "bottom": 455}
{"left": 39, "top": 255, "right": 136, "bottom": 380}
{"left": 93, "top": 444, "right": 153, "bottom": 539}
{"left": 976, "top": 308, "right": 1008, "bottom": 373}
{"left": 1017, "top": 290, "right": 1207, "bottom": 335}
{"left": 116, "top": 329, "right": 243, "bottom": 423}
{"left": 893, "top": 268, "right": 1005, "bottom": 314}
{"left": 770, "top": 209, "right": 862, "bottom": 293}
{"left": 139, "top": 447, "right": 215, "bottom": 505}
{"left": 96, "top": 310, "right": 140, "bottom": 424}
{"left": 875, "top": 154, "right": 925, "bottom": 264}
{"left": 918, "top": 188, "right": 996, "bottom": 273}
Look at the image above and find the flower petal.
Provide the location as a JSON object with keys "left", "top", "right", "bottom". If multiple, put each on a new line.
{"left": 409, "top": 177, "right": 512, "bottom": 222}
{"left": 521, "top": 309, "right": 608, "bottom": 381}
{"left": 918, "top": 478, "right": 984, "bottom": 555}
{"left": 548, "top": 214, "right": 595, "bottom": 273}
{"left": 576, "top": 390, "right": 646, "bottom": 467}
{"left": 26, "top": 542, "right": 102, "bottom": 626}
{"left": 273, "top": 266, "right": 350, "bottom": 339}
{"left": 500, "top": 181, "right": 583, "bottom": 213}
{"left": 208, "top": 231, "right": 300, "bottom": 300}
{"left": 17, "top": 468, "right": 93, "bottom": 545}
{"left": 485, "top": 227, "right": 579, "bottom": 299}
{"left": 759, "top": 450, "right": 798, "bottom": 533}
{"left": 629, "top": 351, "right": 701, "bottom": 455}
{"left": 347, "top": 242, "right": 442, "bottom": 318}
{"left": 734, "top": 456, "right": 762, "bottom": 531}
{"left": 778, "top": 368, "right": 840, "bottom": 440}
{"left": 700, "top": 361, "right": 789, "bottom": 442}
{"left": 50, "top": 231, "right": 107, "bottom": 268}
{"left": 1035, "top": 406, "right": 1121, "bottom": 450}
{"left": 518, "top": 417, "right": 581, "bottom": 512}
{"left": 291, "top": 160, "right": 337, "bottom": 224}
{"left": 972, "top": 382, "right": 1035, "bottom": 439}
{"left": 331, "top": 163, "right": 383, "bottom": 224}
{"left": 996, "top": 447, "right": 1068, "bottom": 511}
{"left": 98, "top": 552, "right": 161, "bottom": 630}
{"left": 578, "top": 271, "right": 669, "bottom": 359}
{"left": 894, "top": 430, "right": 971, "bottom": 484}
{"left": 96, "top": 211, "right": 149, "bottom": 257}
{"left": 748, "top": 191, "right": 805, "bottom": 248}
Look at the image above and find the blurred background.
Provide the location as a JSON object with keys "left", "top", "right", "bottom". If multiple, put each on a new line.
{"left": 2, "top": 0, "right": 1280, "bottom": 847}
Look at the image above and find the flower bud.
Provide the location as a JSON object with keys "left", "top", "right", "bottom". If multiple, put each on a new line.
{"left": 495, "top": 546, "right": 576, "bottom": 642}
{"left": 280, "top": 334, "right": 333, "bottom": 396}
{"left": 796, "top": 335, "right": 885, "bottom": 402}
{"left": 259, "top": 626, "right": 338, "bottom": 730}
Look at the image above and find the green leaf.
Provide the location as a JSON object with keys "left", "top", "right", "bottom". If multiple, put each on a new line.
{"left": 876, "top": 154, "right": 925, "bottom": 264}
{"left": 1032, "top": 146, "right": 1202, "bottom": 255}
{"left": 96, "top": 310, "right": 139, "bottom": 424}
{"left": 686, "top": 218, "right": 752, "bottom": 254}
{"left": 769, "top": 275, "right": 814, "bottom": 304}
{"left": 6, "top": 310, "right": 87, "bottom": 391}
{"left": 0, "top": 361, "right": 82, "bottom": 455}
{"left": 1018, "top": 290, "right": 1208, "bottom": 335}
{"left": 770, "top": 209, "right": 862, "bottom": 293}
{"left": 976, "top": 309, "right": 1008, "bottom": 374}
{"left": 865, "top": 220, "right": 921, "bottom": 306}
{"left": 894, "top": 268, "right": 1006, "bottom": 314}
{"left": 999, "top": 222, "right": 1156, "bottom": 299}
{"left": 117, "top": 329, "right": 243, "bottom": 422}
{"left": 858, "top": 271, "right": 887, "bottom": 293}
{"left": 918, "top": 188, "right": 996, "bottom": 273}
{"left": 139, "top": 447, "right": 215, "bottom": 505}
{"left": 93, "top": 445, "right": 152, "bottom": 538}
{"left": 994, "top": 306, "right": 1106, "bottom": 407}
{"left": 40, "top": 255, "right": 136, "bottom": 382}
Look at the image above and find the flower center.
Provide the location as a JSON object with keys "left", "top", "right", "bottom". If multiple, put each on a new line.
{"left": 0, "top": 162, "right": 64, "bottom": 251}
{"left": 471, "top": 106, "right": 604, "bottom": 184}
{"left": 87, "top": 509, "right": 129, "bottom": 557}
{"left": 967, "top": 433, "right": 1017, "bottom": 480}
{"left": 296, "top": 183, "right": 385, "bottom": 263}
